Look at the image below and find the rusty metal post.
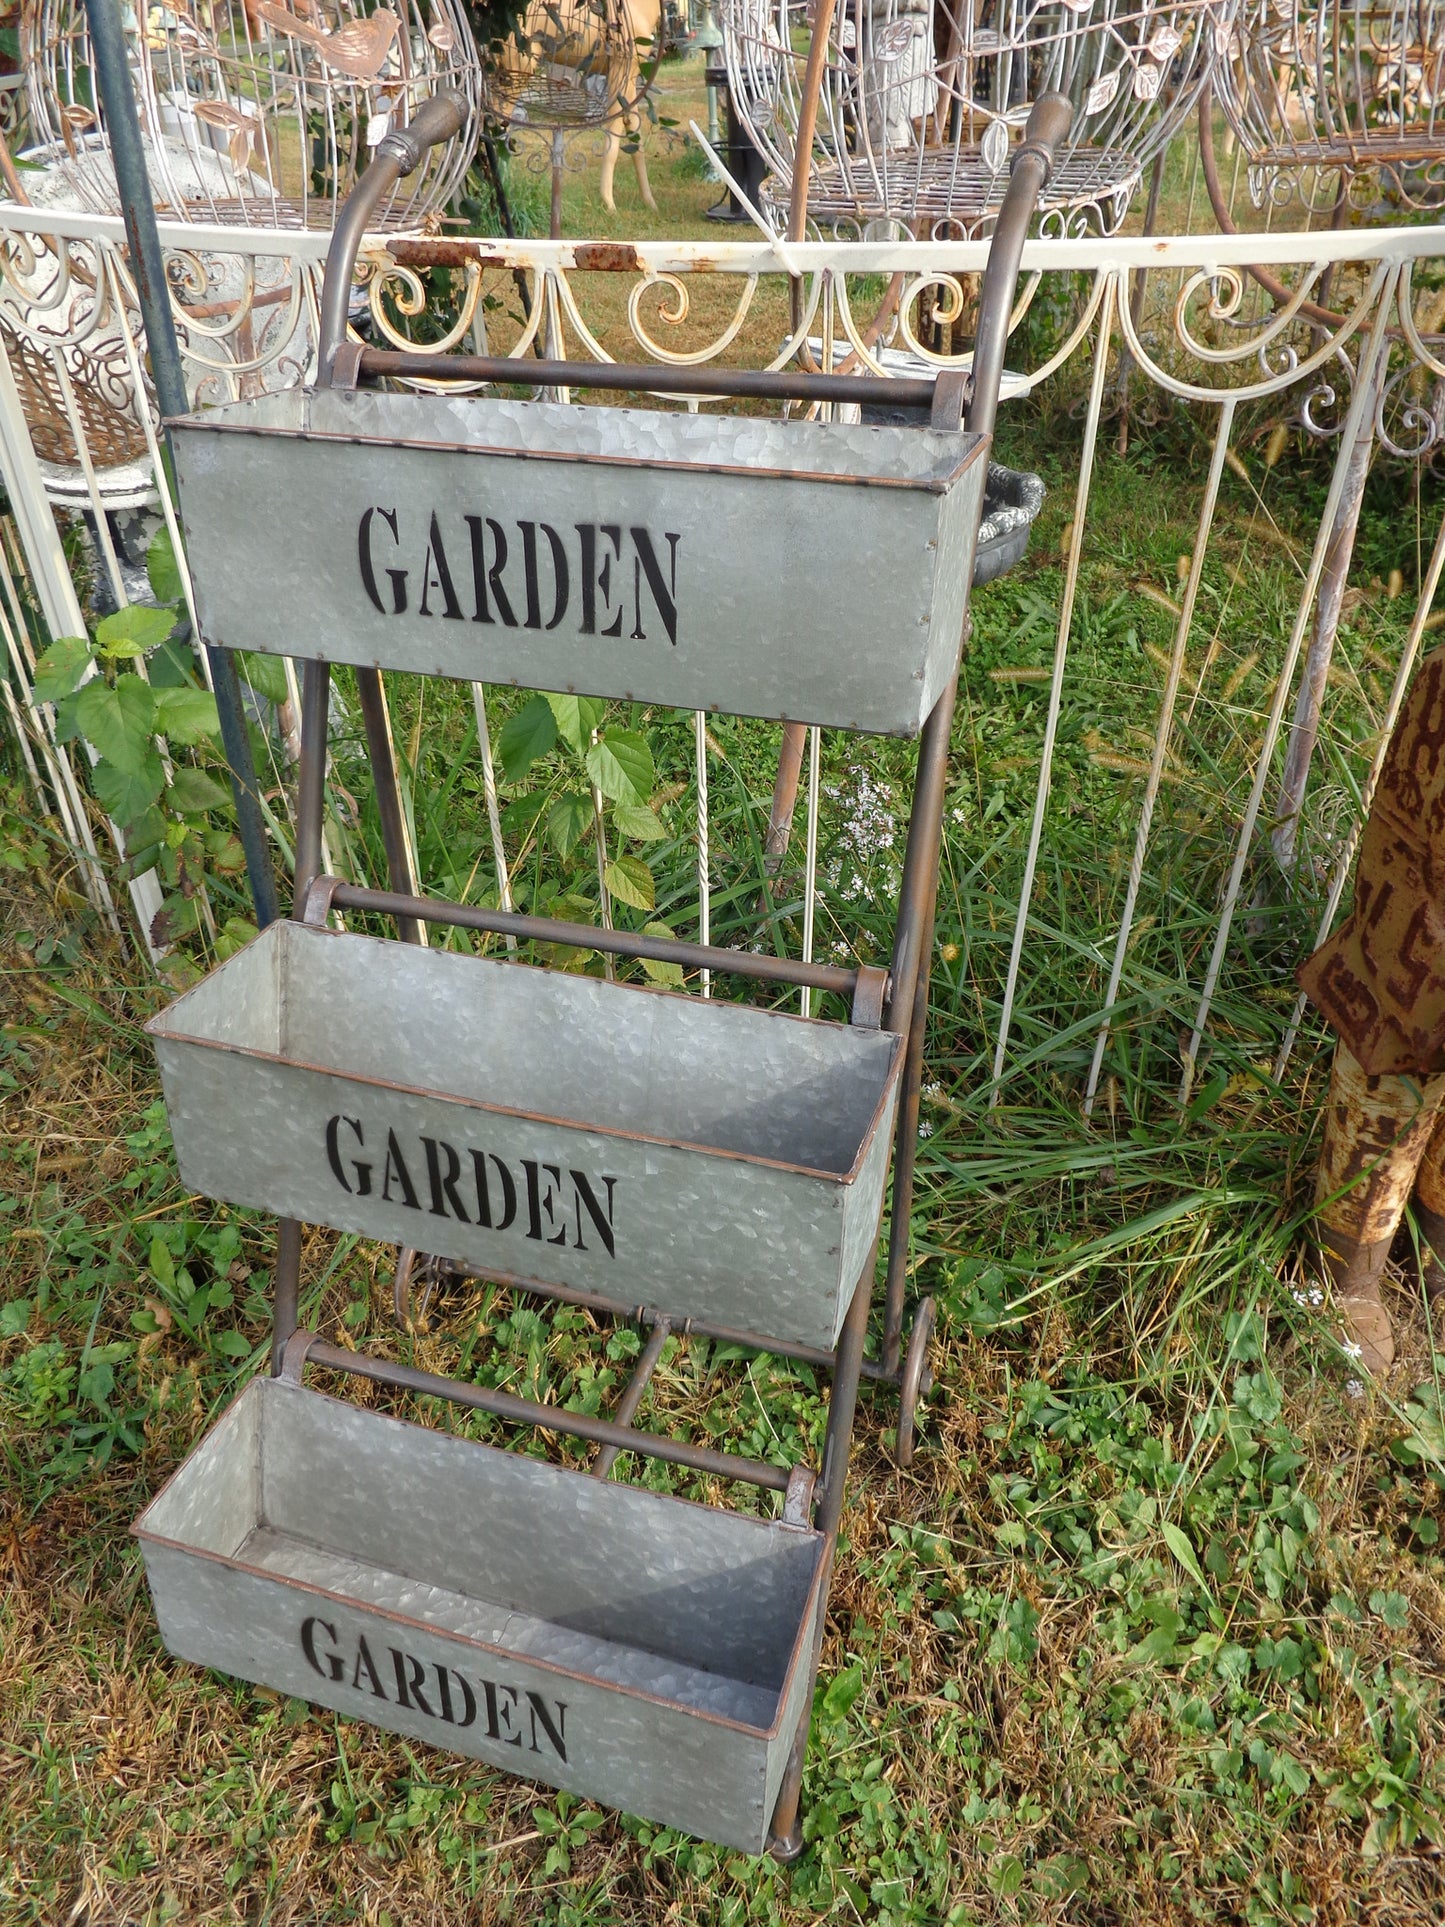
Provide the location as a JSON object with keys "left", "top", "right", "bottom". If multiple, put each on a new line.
{"left": 271, "top": 1217, "right": 303, "bottom": 1375}
{"left": 273, "top": 655, "right": 330, "bottom": 1374}
{"left": 355, "top": 668, "right": 425, "bottom": 945}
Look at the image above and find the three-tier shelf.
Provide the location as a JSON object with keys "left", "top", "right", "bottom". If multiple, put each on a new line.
{"left": 132, "top": 91, "right": 1069, "bottom": 1857}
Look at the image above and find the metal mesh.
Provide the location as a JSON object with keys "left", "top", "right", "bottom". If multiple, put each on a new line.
{"left": 21, "top": 0, "right": 485, "bottom": 229}
{"left": 1214, "top": 0, "right": 1445, "bottom": 212}
{"left": 722, "top": 0, "right": 1234, "bottom": 236}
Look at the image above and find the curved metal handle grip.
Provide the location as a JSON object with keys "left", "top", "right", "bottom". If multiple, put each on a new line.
{"left": 1013, "top": 90, "right": 1073, "bottom": 180}
{"left": 375, "top": 88, "right": 469, "bottom": 176}
{"left": 317, "top": 88, "right": 472, "bottom": 385}
{"left": 966, "top": 89, "right": 1073, "bottom": 439}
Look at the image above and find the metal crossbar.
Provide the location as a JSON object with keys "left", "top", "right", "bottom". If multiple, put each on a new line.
{"left": 306, "top": 876, "right": 882, "bottom": 1014}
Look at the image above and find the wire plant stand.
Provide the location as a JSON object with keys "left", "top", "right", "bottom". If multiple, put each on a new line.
{"left": 483, "top": 0, "right": 648, "bottom": 233}
{"left": 20, "top": 0, "right": 484, "bottom": 229}
{"left": 1213, "top": 0, "right": 1445, "bottom": 214}
{"left": 721, "top": 0, "right": 1233, "bottom": 239}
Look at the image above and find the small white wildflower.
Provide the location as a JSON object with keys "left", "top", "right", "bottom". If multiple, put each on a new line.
{"left": 918, "top": 1120, "right": 934, "bottom": 1139}
{"left": 1342, "top": 1340, "right": 1363, "bottom": 1362}
{"left": 922, "top": 1081, "right": 945, "bottom": 1107}
{"left": 1346, "top": 1377, "right": 1364, "bottom": 1399}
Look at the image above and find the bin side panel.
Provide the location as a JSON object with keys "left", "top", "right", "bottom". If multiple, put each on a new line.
{"left": 763, "top": 1558, "right": 830, "bottom": 1829}
{"left": 174, "top": 426, "right": 959, "bottom": 735}
{"left": 919, "top": 457, "right": 988, "bottom": 721}
{"left": 839, "top": 1083, "right": 901, "bottom": 1291}
{"left": 153, "top": 1043, "right": 863, "bottom": 1350}
{"left": 139, "top": 1536, "right": 784, "bottom": 1852}
{"left": 138, "top": 1381, "right": 259, "bottom": 1555}
{"left": 264, "top": 1381, "right": 823, "bottom": 1692}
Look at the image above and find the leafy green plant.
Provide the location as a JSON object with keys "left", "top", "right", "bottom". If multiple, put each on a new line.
{"left": 497, "top": 688, "right": 683, "bottom": 978}
{"left": 28, "top": 533, "right": 260, "bottom": 958}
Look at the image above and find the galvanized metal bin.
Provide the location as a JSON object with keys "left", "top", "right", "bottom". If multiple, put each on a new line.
{"left": 169, "top": 387, "right": 988, "bottom": 737}
{"left": 136, "top": 1375, "right": 825, "bottom": 1852}
{"left": 147, "top": 920, "right": 902, "bottom": 1351}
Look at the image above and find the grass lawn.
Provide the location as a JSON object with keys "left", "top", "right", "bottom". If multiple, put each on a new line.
{"left": 4, "top": 63, "right": 1445, "bottom": 1925}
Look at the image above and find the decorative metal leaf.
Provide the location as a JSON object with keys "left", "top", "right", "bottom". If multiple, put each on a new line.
{"left": 1147, "top": 23, "right": 1182, "bottom": 62}
{"left": 1084, "top": 69, "right": 1119, "bottom": 115}
{"left": 1133, "top": 60, "right": 1163, "bottom": 101}
{"left": 874, "top": 20, "right": 915, "bottom": 65}
{"left": 980, "top": 116, "right": 1009, "bottom": 174}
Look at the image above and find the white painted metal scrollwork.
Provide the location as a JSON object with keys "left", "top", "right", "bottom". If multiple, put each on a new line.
{"left": 0, "top": 209, "right": 1441, "bottom": 1116}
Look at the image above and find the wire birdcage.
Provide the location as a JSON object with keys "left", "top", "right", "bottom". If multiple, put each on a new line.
{"left": 722, "top": 0, "right": 1235, "bottom": 238}
{"left": 1213, "top": 0, "right": 1445, "bottom": 212}
{"left": 484, "top": 0, "right": 640, "bottom": 133}
{"left": 20, "top": 0, "right": 484, "bottom": 229}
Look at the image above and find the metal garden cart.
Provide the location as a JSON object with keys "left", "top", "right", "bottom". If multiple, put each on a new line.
{"left": 133, "top": 89, "right": 1070, "bottom": 1859}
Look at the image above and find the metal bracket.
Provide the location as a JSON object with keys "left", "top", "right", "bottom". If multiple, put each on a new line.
{"left": 850, "top": 964, "right": 890, "bottom": 1029}
{"left": 330, "top": 340, "right": 365, "bottom": 393}
{"left": 929, "top": 368, "right": 970, "bottom": 431}
{"left": 278, "top": 1326, "right": 317, "bottom": 1384}
{"left": 301, "top": 873, "right": 344, "bottom": 928}
{"left": 782, "top": 1463, "right": 816, "bottom": 1528}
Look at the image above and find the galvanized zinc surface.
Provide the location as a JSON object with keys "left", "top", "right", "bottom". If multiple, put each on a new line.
{"left": 170, "top": 389, "right": 987, "bottom": 736}
{"left": 148, "top": 922, "right": 901, "bottom": 1349}
{"left": 136, "top": 1379, "right": 824, "bottom": 1852}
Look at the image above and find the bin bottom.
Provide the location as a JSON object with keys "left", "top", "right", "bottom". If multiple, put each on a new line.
{"left": 236, "top": 1524, "right": 778, "bottom": 1728}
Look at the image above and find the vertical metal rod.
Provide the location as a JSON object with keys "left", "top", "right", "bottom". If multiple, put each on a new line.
{"left": 83, "top": 0, "right": 279, "bottom": 930}
{"left": 991, "top": 273, "right": 1118, "bottom": 1104}
{"left": 694, "top": 710, "right": 712, "bottom": 995}
{"left": 1083, "top": 396, "right": 1237, "bottom": 1113}
{"left": 879, "top": 680, "right": 957, "bottom": 1372}
{"left": 816, "top": 1262, "right": 875, "bottom": 1540}
{"left": 273, "top": 657, "right": 333, "bottom": 1370}
{"left": 591, "top": 1317, "right": 671, "bottom": 1478}
{"left": 769, "top": 1254, "right": 874, "bottom": 1862}
{"left": 271, "top": 1216, "right": 303, "bottom": 1374}
{"left": 1274, "top": 495, "right": 1445, "bottom": 1082}
{"left": 766, "top": 1704, "right": 811, "bottom": 1863}
{"left": 1180, "top": 269, "right": 1401, "bottom": 1099}
{"left": 1271, "top": 353, "right": 1386, "bottom": 872}
{"left": 763, "top": 722, "right": 807, "bottom": 870}
{"left": 471, "top": 681, "right": 516, "bottom": 949}
{"left": 355, "top": 666, "right": 424, "bottom": 945}
{"left": 292, "top": 659, "right": 330, "bottom": 913}
{"left": 800, "top": 724, "right": 821, "bottom": 1016}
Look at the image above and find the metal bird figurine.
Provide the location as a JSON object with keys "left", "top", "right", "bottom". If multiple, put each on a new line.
{"left": 246, "top": 0, "right": 401, "bottom": 80}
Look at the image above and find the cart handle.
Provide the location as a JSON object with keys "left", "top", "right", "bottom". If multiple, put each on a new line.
{"left": 965, "top": 91, "right": 1073, "bottom": 439}
{"left": 302, "top": 873, "right": 893, "bottom": 1026}
{"left": 317, "top": 88, "right": 470, "bottom": 387}
{"left": 329, "top": 342, "right": 973, "bottom": 418}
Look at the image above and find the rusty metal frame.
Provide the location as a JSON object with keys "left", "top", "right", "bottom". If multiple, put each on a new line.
{"left": 240, "top": 86, "right": 1072, "bottom": 1862}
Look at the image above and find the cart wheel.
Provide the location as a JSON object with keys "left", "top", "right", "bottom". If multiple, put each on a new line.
{"left": 392, "top": 1248, "right": 457, "bottom": 1329}
{"left": 895, "top": 1296, "right": 936, "bottom": 1468}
